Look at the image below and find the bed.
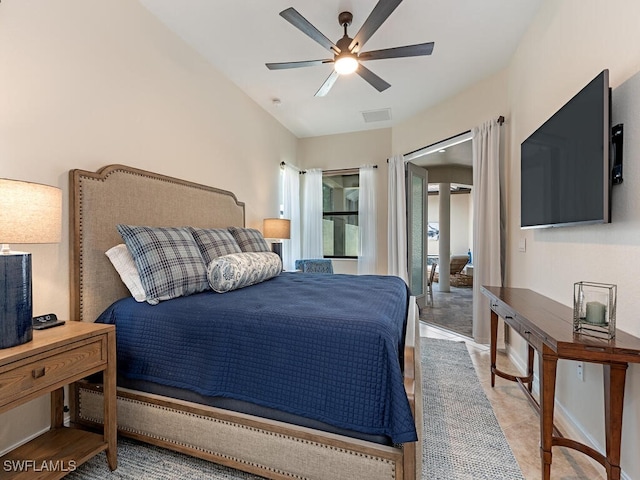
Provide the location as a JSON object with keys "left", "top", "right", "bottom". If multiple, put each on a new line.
{"left": 69, "top": 164, "right": 423, "bottom": 480}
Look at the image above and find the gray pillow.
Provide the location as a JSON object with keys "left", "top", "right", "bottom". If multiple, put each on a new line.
{"left": 227, "top": 226, "right": 271, "bottom": 253}
{"left": 188, "top": 227, "right": 242, "bottom": 264}
{"left": 117, "top": 225, "right": 209, "bottom": 304}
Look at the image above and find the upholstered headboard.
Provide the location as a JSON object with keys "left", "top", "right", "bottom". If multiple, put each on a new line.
{"left": 70, "top": 164, "right": 245, "bottom": 322}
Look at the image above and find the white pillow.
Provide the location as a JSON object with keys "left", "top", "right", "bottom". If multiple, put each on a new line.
{"left": 105, "top": 244, "right": 146, "bottom": 302}
{"left": 207, "top": 252, "right": 282, "bottom": 293}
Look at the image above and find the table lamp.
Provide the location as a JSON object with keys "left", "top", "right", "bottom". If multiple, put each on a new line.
{"left": 0, "top": 178, "right": 62, "bottom": 349}
{"left": 263, "top": 218, "right": 290, "bottom": 259}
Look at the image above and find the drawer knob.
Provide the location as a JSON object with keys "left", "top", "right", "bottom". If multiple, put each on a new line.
{"left": 524, "top": 330, "right": 531, "bottom": 335}
{"left": 32, "top": 367, "right": 46, "bottom": 379}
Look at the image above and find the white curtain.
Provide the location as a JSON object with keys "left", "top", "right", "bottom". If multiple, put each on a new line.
{"left": 387, "top": 155, "right": 408, "bottom": 282}
{"left": 302, "top": 168, "right": 323, "bottom": 258}
{"left": 472, "top": 119, "right": 503, "bottom": 344}
{"left": 282, "top": 164, "right": 301, "bottom": 271}
{"left": 358, "top": 165, "right": 377, "bottom": 275}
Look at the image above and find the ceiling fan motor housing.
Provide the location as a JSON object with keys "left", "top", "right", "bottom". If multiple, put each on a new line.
{"left": 336, "top": 35, "right": 353, "bottom": 53}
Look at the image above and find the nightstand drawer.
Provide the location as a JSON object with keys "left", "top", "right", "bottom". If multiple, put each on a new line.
{"left": 0, "top": 337, "right": 106, "bottom": 407}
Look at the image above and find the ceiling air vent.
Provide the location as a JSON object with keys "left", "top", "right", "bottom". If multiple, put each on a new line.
{"left": 361, "top": 108, "right": 392, "bottom": 123}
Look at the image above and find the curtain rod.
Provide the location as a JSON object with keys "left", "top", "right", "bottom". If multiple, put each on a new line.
{"left": 403, "top": 130, "right": 470, "bottom": 157}
{"left": 402, "top": 115, "right": 505, "bottom": 158}
{"left": 280, "top": 161, "right": 377, "bottom": 175}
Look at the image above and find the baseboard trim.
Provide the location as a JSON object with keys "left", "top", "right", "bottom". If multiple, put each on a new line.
{"left": 0, "top": 425, "right": 50, "bottom": 457}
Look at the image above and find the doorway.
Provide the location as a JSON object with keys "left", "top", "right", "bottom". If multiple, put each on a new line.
{"left": 406, "top": 133, "right": 474, "bottom": 338}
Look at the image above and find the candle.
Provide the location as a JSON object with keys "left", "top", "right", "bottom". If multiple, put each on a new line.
{"left": 585, "top": 301, "right": 606, "bottom": 325}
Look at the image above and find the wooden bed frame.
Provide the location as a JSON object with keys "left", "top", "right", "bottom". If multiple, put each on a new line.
{"left": 69, "top": 164, "right": 423, "bottom": 480}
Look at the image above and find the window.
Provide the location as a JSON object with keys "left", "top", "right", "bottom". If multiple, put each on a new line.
{"left": 322, "top": 173, "right": 359, "bottom": 258}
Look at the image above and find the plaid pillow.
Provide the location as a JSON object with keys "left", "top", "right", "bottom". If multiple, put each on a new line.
{"left": 227, "top": 226, "right": 271, "bottom": 253}
{"left": 188, "top": 227, "right": 242, "bottom": 265}
{"left": 117, "top": 225, "right": 209, "bottom": 305}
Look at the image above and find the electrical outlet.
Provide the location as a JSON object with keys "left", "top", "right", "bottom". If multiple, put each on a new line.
{"left": 577, "top": 362, "right": 584, "bottom": 381}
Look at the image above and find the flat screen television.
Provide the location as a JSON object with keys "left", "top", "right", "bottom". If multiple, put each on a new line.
{"left": 521, "top": 70, "right": 611, "bottom": 229}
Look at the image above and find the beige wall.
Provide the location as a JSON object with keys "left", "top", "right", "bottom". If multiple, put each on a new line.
{"left": 0, "top": 0, "right": 296, "bottom": 453}
{"left": 392, "top": 68, "right": 509, "bottom": 156}
{"left": 297, "top": 129, "right": 392, "bottom": 274}
{"left": 506, "top": 1, "right": 640, "bottom": 478}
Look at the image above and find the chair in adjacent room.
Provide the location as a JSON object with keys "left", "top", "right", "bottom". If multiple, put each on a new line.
{"left": 426, "top": 262, "right": 437, "bottom": 306}
{"left": 294, "top": 259, "right": 334, "bottom": 274}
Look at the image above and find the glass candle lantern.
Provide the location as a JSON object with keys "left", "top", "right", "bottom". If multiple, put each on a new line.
{"left": 573, "top": 281, "right": 617, "bottom": 339}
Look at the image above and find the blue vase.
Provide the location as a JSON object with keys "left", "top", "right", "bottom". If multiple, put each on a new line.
{"left": 0, "top": 253, "right": 33, "bottom": 349}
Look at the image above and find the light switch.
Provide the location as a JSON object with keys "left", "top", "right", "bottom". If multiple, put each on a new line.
{"left": 518, "top": 237, "right": 526, "bottom": 252}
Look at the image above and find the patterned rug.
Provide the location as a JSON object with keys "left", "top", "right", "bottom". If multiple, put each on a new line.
{"left": 68, "top": 338, "right": 523, "bottom": 480}
{"left": 421, "top": 338, "right": 524, "bottom": 480}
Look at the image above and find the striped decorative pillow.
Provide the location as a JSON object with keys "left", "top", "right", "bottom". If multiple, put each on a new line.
{"left": 117, "top": 225, "right": 209, "bottom": 305}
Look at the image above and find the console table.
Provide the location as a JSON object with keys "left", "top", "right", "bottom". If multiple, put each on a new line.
{"left": 481, "top": 286, "right": 640, "bottom": 480}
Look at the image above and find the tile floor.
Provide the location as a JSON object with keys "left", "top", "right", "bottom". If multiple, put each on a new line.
{"left": 420, "top": 322, "right": 605, "bottom": 480}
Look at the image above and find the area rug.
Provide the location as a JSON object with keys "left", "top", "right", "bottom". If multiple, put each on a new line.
{"left": 67, "top": 338, "right": 523, "bottom": 480}
{"left": 421, "top": 337, "right": 524, "bottom": 480}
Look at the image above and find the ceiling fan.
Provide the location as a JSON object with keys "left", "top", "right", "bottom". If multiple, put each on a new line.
{"left": 266, "top": 0, "right": 434, "bottom": 97}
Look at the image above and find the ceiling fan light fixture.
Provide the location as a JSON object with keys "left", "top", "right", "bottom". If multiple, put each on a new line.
{"left": 334, "top": 55, "right": 358, "bottom": 75}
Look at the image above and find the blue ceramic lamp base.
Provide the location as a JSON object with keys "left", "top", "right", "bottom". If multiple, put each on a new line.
{"left": 0, "top": 253, "right": 33, "bottom": 349}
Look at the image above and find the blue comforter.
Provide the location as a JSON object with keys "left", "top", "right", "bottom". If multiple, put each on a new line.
{"left": 96, "top": 272, "right": 417, "bottom": 444}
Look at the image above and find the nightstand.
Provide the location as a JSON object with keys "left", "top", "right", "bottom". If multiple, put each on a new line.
{"left": 0, "top": 322, "right": 116, "bottom": 479}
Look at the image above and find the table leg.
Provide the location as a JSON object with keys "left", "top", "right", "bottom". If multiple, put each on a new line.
{"left": 527, "top": 344, "right": 535, "bottom": 393}
{"left": 490, "top": 310, "right": 498, "bottom": 388}
{"left": 50, "top": 387, "right": 64, "bottom": 428}
{"left": 603, "top": 362, "right": 627, "bottom": 480}
{"left": 105, "top": 330, "right": 118, "bottom": 470}
{"left": 539, "top": 345, "right": 557, "bottom": 480}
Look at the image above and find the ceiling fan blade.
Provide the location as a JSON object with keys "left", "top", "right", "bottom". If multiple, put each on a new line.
{"left": 280, "top": 7, "right": 340, "bottom": 54}
{"left": 349, "top": 0, "right": 403, "bottom": 53}
{"left": 356, "top": 64, "right": 391, "bottom": 92}
{"left": 266, "top": 59, "right": 333, "bottom": 70}
{"left": 358, "top": 42, "right": 434, "bottom": 61}
{"left": 315, "top": 70, "right": 339, "bottom": 97}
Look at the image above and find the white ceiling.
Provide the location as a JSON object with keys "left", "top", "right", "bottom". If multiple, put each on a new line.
{"left": 138, "top": 0, "right": 541, "bottom": 138}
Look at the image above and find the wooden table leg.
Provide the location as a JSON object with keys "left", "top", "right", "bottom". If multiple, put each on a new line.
{"left": 539, "top": 345, "right": 557, "bottom": 480}
{"left": 104, "top": 330, "right": 118, "bottom": 471}
{"left": 490, "top": 310, "right": 498, "bottom": 387}
{"left": 50, "top": 387, "right": 64, "bottom": 428}
{"left": 527, "top": 344, "right": 535, "bottom": 393}
{"left": 603, "top": 362, "right": 627, "bottom": 480}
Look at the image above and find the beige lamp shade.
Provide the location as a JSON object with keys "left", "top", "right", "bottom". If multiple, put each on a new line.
{"left": 263, "top": 218, "right": 290, "bottom": 240}
{"left": 0, "top": 178, "right": 62, "bottom": 246}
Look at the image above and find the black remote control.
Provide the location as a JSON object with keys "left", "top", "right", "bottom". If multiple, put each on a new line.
{"left": 33, "top": 313, "right": 65, "bottom": 330}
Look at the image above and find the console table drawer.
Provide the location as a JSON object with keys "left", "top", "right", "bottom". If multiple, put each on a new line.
{"left": 518, "top": 325, "right": 544, "bottom": 351}
{"left": 491, "top": 302, "right": 517, "bottom": 323}
{"left": 0, "top": 337, "right": 106, "bottom": 407}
